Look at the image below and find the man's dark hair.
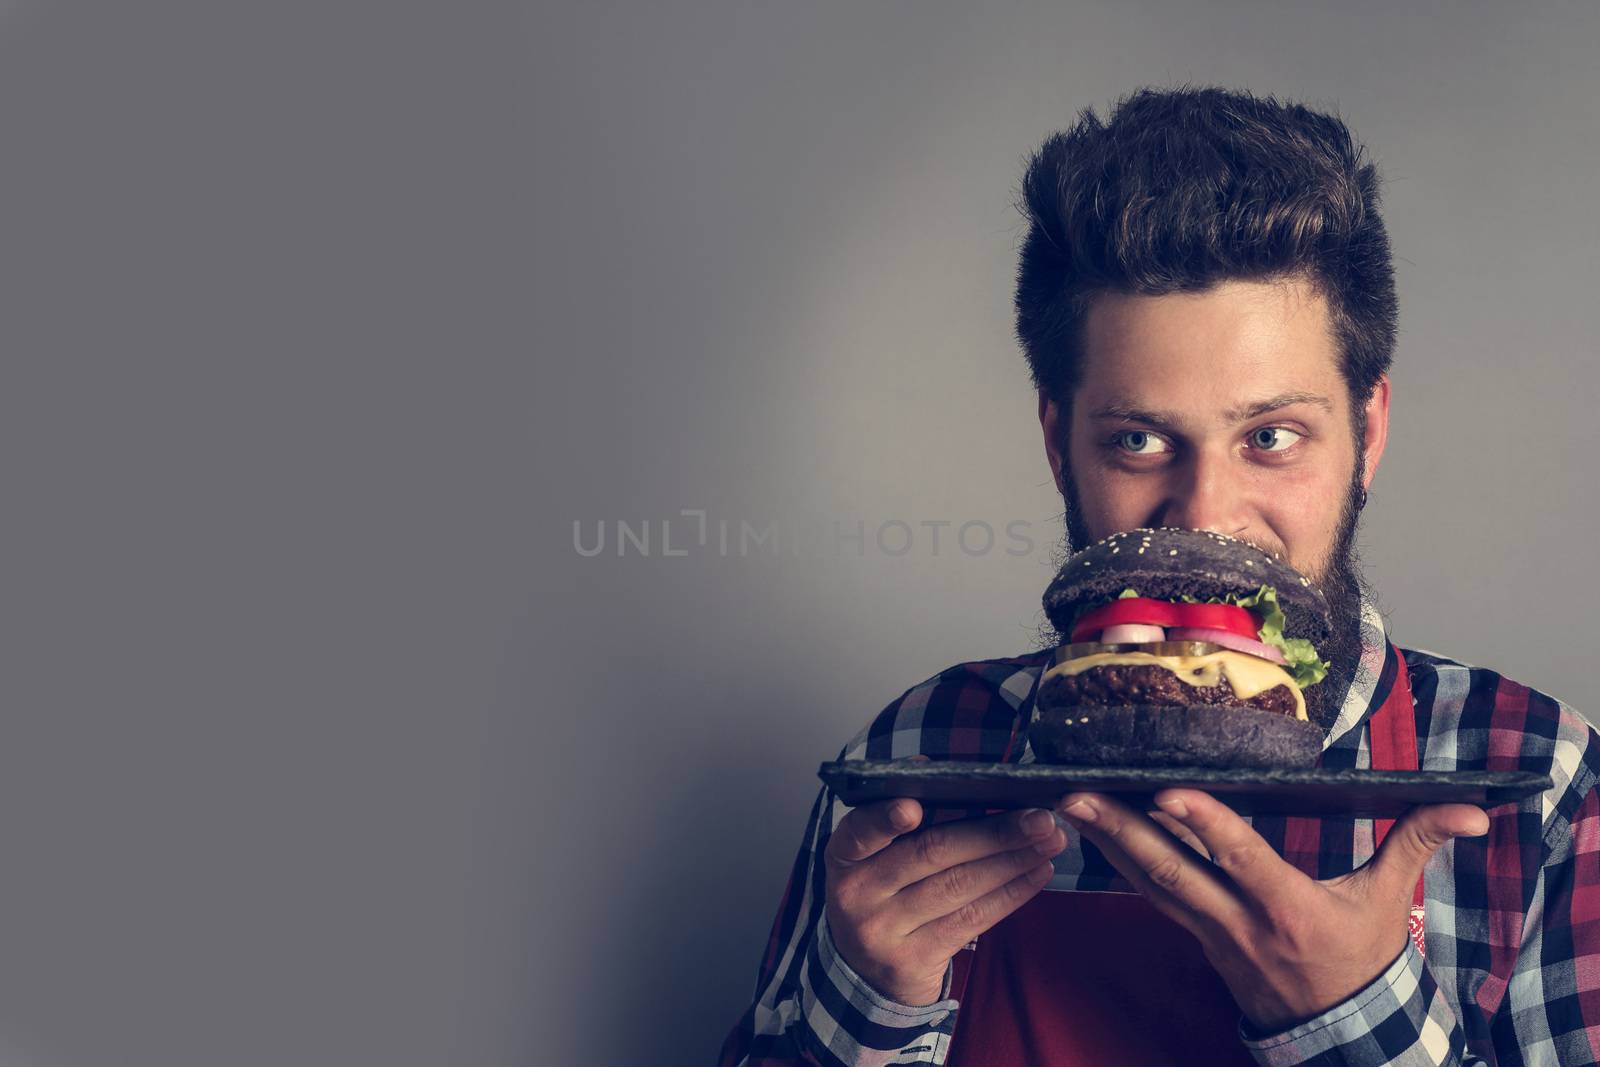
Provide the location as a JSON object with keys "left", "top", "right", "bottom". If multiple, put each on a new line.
{"left": 1014, "top": 86, "right": 1398, "bottom": 419}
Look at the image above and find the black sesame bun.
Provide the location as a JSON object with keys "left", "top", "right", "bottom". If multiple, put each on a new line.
{"left": 1030, "top": 528, "right": 1331, "bottom": 769}
{"left": 1029, "top": 702, "right": 1323, "bottom": 769}
{"left": 1042, "top": 527, "right": 1330, "bottom": 645}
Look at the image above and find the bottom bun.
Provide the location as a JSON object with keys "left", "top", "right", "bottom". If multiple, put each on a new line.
{"left": 1028, "top": 703, "right": 1323, "bottom": 769}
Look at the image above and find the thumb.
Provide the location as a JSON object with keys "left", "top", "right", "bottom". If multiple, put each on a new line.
{"left": 1368, "top": 803, "right": 1489, "bottom": 903}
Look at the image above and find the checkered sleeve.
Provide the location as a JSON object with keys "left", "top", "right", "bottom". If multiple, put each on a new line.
{"left": 1239, "top": 941, "right": 1475, "bottom": 1066}
{"left": 717, "top": 657, "right": 1039, "bottom": 1067}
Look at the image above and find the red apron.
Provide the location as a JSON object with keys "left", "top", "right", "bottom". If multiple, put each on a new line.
{"left": 945, "top": 648, "right": 1423, "bottom": 1065}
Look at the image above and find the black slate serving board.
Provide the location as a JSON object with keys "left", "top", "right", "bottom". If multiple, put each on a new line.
{"left": 818, "top": 760, "right": 1552, "bottom": 819}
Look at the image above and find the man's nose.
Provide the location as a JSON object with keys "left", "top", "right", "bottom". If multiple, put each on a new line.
{"left": 1154, "top": 453, "right": 1250, "bottom": 535}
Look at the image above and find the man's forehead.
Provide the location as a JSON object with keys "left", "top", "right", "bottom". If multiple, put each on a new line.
{"left": 1073, "top": 279, "right": 1347, "bottom": 420}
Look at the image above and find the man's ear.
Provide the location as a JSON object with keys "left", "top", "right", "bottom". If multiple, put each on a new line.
{"left": 1360, "top": 374, "right": 1391, "bottom": 490}
{"left": 1039, "top": 391, "right": 1067, "bottom": 496}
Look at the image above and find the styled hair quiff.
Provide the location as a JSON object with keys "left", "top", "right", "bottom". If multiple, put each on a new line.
{"left": 1014, "top": 86, "right": 1398, "bottom": 412}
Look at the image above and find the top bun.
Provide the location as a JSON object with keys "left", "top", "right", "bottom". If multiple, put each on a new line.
{"left": 1042, "top": 527, "right": 1331, "bottom": 644}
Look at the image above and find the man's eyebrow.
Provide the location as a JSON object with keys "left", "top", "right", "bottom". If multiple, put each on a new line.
{"left": 1223, "top": 392, "right": 1334, "bottom": 422}
{"left": 1086, "top": 392, "right": 1334, "bottom": 428}
{"left": 1085, "top": 403, "right": 1184, "bottom": 430}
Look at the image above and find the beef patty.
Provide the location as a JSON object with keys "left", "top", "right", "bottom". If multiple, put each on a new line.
{"left": 1040, "top": 663, "right": 1299, "bottom": 717}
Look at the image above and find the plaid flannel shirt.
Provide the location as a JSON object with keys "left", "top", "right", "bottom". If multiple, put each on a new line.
{"left": 719, "top": 599, "right": 1600, "bottom": 1065}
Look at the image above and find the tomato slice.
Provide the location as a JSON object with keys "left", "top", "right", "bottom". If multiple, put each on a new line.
{"left": 1070, "top": 597, "right": 1260, "bottom": 642}
{"left": 1069, "top": 597, "right": 1182, "bottom": 642}
{"left": 1171, "top": 602, "right": 1259, "bottom": 640}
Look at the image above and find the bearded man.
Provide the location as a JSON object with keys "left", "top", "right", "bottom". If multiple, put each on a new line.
{"left": 720, "top": 87, "right": 1599, "bottom": 1066}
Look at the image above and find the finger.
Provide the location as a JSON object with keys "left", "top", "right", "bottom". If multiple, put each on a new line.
{"left": 1366, "top": 803, "right": 1489, "bottom": 904}
{"left": 826, "top": 797, "right": 925, "bottom": 866}
{"left": 1149, "top": 809, "right": 1211, "bottom": 859}
{"left": 895, "top": 832, "right": 1067, "bottom": 929}
{"left": 1153, "top": 789, "right": 1301, "bottom": 904}
{"left": 875, "top": 808, "right": 1062, "bottom": 892}
{"left": 1059, "top": 792, "right": 1246, "bottom": 929}
{"left": 908, "top": 859, "right": 1056, "bottom": 956}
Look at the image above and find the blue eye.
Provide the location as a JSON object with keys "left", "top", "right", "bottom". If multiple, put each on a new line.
{"left": 1113, "top": 430, "right": 1171, "bottom": 455}
{"left": 1249, "top": 427, "right": 1302, "bottom": 452}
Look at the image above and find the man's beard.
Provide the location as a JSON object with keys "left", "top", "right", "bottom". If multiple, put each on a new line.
{"left": 1054, "top": 464, "right": 1369, "bottom": 738}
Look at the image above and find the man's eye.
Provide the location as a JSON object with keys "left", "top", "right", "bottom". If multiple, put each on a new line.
{"left": 1248, "top": 427, "right": 1303, "bottom": 452}
{"left": 1112, "top": 430, "right": 1171, "bottom": 455}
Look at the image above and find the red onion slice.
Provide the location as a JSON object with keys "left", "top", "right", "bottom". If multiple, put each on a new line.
{"left": 1166, "top": 627, "right": 1287, "bottom": 664}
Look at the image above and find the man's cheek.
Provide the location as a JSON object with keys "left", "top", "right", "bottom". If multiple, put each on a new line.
{"left": 1086, "top": 479, "right": 1161, "bottom": 538}
{"left": 1266, "top": 509, "right": 1339, "bottom": 580}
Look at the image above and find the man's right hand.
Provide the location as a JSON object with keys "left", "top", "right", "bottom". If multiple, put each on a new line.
{"left": 822, "top": 797, "right": 1067, "bottom": 1005}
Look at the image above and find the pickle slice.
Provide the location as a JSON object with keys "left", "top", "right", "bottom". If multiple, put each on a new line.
{"left": 1053, "top": 640, "right": 1226, "bottom": 662}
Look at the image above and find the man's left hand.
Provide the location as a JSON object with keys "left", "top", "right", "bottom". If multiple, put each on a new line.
{"left": 1056, "top": 789, "right": 1490, "bottom": 1033}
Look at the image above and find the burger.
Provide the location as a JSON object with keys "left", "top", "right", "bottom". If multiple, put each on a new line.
{"left": 1030, "top": 527, "right": 1332, "bottom": 769}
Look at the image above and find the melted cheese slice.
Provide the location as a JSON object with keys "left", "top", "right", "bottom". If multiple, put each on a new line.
{"left": 1043, "top": 651, "right": 1307, "bottom": 721}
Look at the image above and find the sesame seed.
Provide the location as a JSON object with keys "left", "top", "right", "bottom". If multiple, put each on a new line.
{"left": 1079, "top": 716, "right": 1089, "bottom": 723}
{"left": 1138, "top": 547, "right": 1146, "bottom": 554}
{"left": 1168, "top": 549, "right": 1178, "bottom": 556}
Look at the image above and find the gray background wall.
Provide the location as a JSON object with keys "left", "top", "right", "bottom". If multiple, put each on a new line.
{"left": 2, "top": 1, "right": 1595, "bottom": 1065}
